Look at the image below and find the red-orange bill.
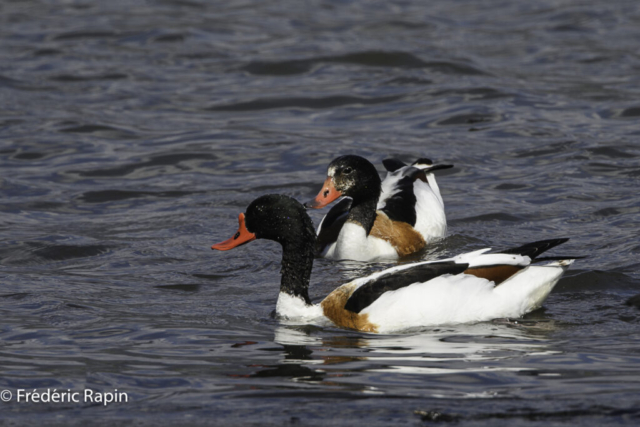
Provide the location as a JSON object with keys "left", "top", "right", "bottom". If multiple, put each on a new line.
{"left": 304, "top": 176, "right": 342, "bottom": 209}
{"left": 211, "top": 213, "right": 256, "bottom": 251}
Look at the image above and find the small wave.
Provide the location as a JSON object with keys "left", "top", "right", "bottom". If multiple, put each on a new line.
{"left": 581, "top": 162, "right": 640, "bottom": 178}
{"left": 416, "top": 406, "right": 640, "bottom": 423}
{"left": 587, "top": 147, "right": 636, "bottom": 159}
{"left": 52, "top": 31, "right": 117, "bottom": 41}
{"left": 494, "top": 183, "right": 530, "bottom": 191}
{"left": 69, "top": 326, "right": 136, "bottom": 339}
{"left": 155, "top": 284, "right": 201, "bottom": 292}
{"left": 241, "top": 51, "right": 487, "bottom": 76}
{"left": 621, "top": 106, "right": 640, "bottom": 117}
{"left": 79, "top": 189, "right": 194, "bottom": 203}
{"left": 60, "top": 124, "right": 127, "bottom": 133}
{"left": 32, "top": 244, "right": 111, "bottom": 261}
{"left": 431, "top": 87, "right": 511, "bottom": 100}
{"left": 153, "top": 33, "right": 185, "bottom": 43}
{"left": 0, "top": 242, "right": 112, "bottom": 265}
{"left": 157, "top": 0, "right": 206, "bottom": 9}
{"left": 436, "top": 112, "right": 500, "bottom": 126}
{"left": 0, "top": 293, "right": 30, "bottom": 300}
{"left": 13, "top": 152, "right": 46, "bottom": 160}
{"left": 208, "top": 95, "right": 402, "bottom": 112}
{"left": 513, "top": 141, "right": 575, "bottom": 158}
{"left": 32, "top": 48, "right": 62, "bottom": 56}
{"left": 331, "top": 51, "right": 429, "bottom": 68}
{"left": 0, "top": 75, "right": 23, "bottom": 88}
{"left": 450, "top": 212, "right": 524, "bottom": 224}
{"left": 192, "top": 273, "right": 228, "bottom": 281}
{"left": 556, "top": 270, "right": 637, "bottom": 292}
{"left": 50, "top": 73, "right": 128, "bottom": 82}
{"left": 385, "top": 76, "right": 432, "bottom": 86}
{"left": 598, "top": 106, "right": 640, "bottom": 119}
{"left": 70, "top": 152, "right": 217, "bottom": 177}
{"left": 626, "top": 294, "right": 640, "bottom": 309}
{"left": 58, "top": 124, "right": 138, "bottom": 140}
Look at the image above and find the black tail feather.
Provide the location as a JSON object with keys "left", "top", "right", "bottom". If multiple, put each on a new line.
{"left": 533, "top": 255, "right": 587, "bottom": 263}
{"left": 498, "top": 238, "right": 570, "bottom": 259}
{"left": 382, "top": 158, "right": 408, "bottom": 172}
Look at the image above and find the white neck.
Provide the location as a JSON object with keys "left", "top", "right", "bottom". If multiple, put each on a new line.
{"left": 335, "top": 222, "right": 397, "bottom": 261}
{"left": 275, "top": 292, "right": 323, "bottom": 320}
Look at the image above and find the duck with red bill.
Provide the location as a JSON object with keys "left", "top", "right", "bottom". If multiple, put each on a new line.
{"left": 211, "top": 194, "right": 576, "bottom": 334}
{"left": 211, "top": 213, "right": 256, "bottom": 251}
{"left": 303, "top": 155, "right": 453, "bottom": 261}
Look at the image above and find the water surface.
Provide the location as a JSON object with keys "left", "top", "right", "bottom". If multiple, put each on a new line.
{"left": 2, "top": 0, "right": 640, "bottom": 425}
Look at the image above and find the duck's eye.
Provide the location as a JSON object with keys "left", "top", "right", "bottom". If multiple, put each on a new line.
{"left": 343, "top": 167, "right": 353, "bottom": 174}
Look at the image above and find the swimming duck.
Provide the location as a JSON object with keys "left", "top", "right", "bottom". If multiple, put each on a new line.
{"left": 212, "top": 194, "right": 575, "bottom": 334}
{"left": 305, "top": 155, "right": 452, "bottom": 261}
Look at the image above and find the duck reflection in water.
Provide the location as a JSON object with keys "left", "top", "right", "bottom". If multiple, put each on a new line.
{"left": 234, "top": 321, "right": 557, "bottom": 381}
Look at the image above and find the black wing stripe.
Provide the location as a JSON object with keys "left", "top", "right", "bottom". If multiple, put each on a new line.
{"left": 319, "top": 197, "right": 351, "bottom": 232}
{"left": 380, "top": 173, "right": 418, "bottom": 226}
{"left": 344, "top": 261, "right": 469, "bottom": 313}
{"left": 316, "top": 198, "right": 351, "bottom": 254}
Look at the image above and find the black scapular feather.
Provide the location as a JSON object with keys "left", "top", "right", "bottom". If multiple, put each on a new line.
{"left": 344, "top": 261, "right": 469, "bottom": 313}
{"left": 319, "top": 197, "right": 351, "bottom": 231}
{"left": 380, "top": 173, "right": 418, "bottom": 226}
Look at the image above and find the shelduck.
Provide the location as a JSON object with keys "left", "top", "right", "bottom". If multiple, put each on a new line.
{"left": 212, "top": 194, "right": 576, "bottom": 334}
{"left": 305, "top": 155, "right": 452, "bottom": 261}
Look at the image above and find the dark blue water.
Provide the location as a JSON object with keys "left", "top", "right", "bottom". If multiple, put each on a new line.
{"left": 2, "top": 0, "right": 640, "bottom": 425}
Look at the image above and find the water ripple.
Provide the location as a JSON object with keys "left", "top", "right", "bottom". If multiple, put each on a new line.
{"left": 208, "top": 95, "right": 403, "bottom": 112}
{"left": 241, "top": 51, "right": 488, "bottom": 76}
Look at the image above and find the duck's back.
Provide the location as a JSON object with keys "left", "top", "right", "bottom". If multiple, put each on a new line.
{"left": 378, "top": 162, "right": 447, "bottom": 243}
{"left": 363, "top": 262, "right": 569, "bottom": 333}
{"left": 319, "top": 239, "right": 573, "bottom": 333}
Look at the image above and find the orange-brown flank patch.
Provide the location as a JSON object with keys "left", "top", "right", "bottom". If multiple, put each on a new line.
{"left": 369, "top": 212, "right": 426, "bottom": 257}
{"left": 464, "top": 265, "right": 523, "bottom": 285}
{"left": 321, "top": 283, "right": 379, "bottom": 333}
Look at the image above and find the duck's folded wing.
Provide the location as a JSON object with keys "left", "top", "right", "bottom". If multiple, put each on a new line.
{"left": 345, "top": 261, "right": 469, "bottom": 313}
{"left": 459, "top": 238, "right": 573, "bottom": 286}
{"left": 344, "top": 238, "right": 572, "bottom": 314}
{"left": 378, "top": 161, "right": 425, "bottom": 227}
{"left": 316, "top": 197, "right": 351, "bottom": 253}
